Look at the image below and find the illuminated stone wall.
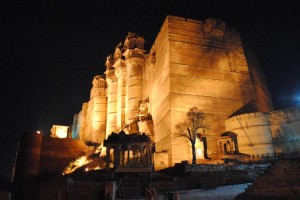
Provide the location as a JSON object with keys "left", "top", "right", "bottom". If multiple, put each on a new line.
{"left": 50, "top": 125, "right": 69, "bottom": 138}
{"left": 72, "top": 15, "right": 275, "bottom": 169}
{"left": 13, "top": 132, "right": 89, "bottom": 199}
{"left": 72, "top": 76, "right": 107, "bottom": 145}
{"left": 114, "top": 59, "right": 126, "bottom": 131}
{"left": 71, "top": 114, "right": 79, "bottom": 139}
{"left": 225, "top": 112, "right": 275, "bottom": 157}
{"left": 145, "top": 16, "right": 273, "bottom": 166}
{"left": 85, "top": 75, "right": 107, "bottom": 144}
{"left": 269, "top": 107, "right": 300, "bottom": 154}
{"left": 225, "top": 107, "right": 300, "bottom": 157}
{"left": 146, "top": 19, "right": 173, "bottom": 165}
{"left": 105, "top": 61, "right": 117, "bottom": 138}
{"left": 78, "top": 102, "right": 88, "bottom": 141}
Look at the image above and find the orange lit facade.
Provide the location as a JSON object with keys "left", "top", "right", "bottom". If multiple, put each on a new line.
{"left": 50, "top": 125, "right": 69, "bottom": 138}
{"left": 70, "top": 16, "right": 300, "bottom": 169}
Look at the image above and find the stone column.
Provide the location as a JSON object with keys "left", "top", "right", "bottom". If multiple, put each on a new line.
{"left": 140, "top": 145, "right": 144, "bottom": 165}
{"left": 91, "top": 76, "right": 107, "bottom": 144}
{"left": 113, "top": 147, "right": 119, "bottom": 168}
{"left": 123, "top": 48, "right": 146, "bottom": 131}
{"left": 229, "top": 140, "right": 233, "bottom": 153}
{"left": 114, "top": 60, "right": 127, "bottom": 131}
{"left": 105, "top": 70, "right": 118, "bottom": 137}
{"left": 127, "top": 145, "right": 131, "bottom": 165}
{"left": 120, "top": 149, "right": 125, "bottom": 166}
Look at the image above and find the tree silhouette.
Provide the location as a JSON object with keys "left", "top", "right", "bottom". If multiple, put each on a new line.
{"left": 175, "top": 107, "right": 209, "bottom": 164}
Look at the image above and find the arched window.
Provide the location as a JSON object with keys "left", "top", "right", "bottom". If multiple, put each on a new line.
{"left": 220, "top": 132, "right": 239, "bottom": 154}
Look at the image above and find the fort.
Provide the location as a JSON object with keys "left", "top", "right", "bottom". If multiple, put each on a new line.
{"left": 11, "top": 15, "right": 300, "bottom": 200}
{"left": 70, "top": 15, "right": 299, "bottom": 168}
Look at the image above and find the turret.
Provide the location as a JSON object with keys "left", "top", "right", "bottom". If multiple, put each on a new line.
{"left": 105, "top": 54, "right": 118, "bottom": 137}
{"left": 123, "top": 32, "right": 146, "bottom": 133}
{"left": 85, "top": 75, "right": 107, "bottom": 144}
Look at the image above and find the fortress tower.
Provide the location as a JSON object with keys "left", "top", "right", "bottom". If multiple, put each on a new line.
{"left": 72, "top": 16, "right": 274, "bottom": 169}
{"left": 84, "top": 75, "right": 107, "bottom": 144}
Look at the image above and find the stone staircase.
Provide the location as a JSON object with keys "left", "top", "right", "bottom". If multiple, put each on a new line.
{"left": 244, "top": 158, "right": 300, "bottom": 199}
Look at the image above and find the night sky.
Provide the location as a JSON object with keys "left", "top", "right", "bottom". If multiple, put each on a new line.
{"left": 1, "top": 0, "right": 300, "bottom": 178}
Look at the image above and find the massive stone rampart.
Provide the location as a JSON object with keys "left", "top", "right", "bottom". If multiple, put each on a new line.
{"left": 72, "top": 15, "right": 274, "bottom": 169}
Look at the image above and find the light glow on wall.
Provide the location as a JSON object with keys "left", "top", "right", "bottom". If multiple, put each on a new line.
{"left": 51, "top": 125, "right": 69, "bottom": 138}
{"left": 195, "top": 140, "right": 204, "bottom": 159}
{"left": 56, "top": 129, "right": 67, "bottom": 138}
{"left": 197, "top": 149, "right": 203, "bottom": 157}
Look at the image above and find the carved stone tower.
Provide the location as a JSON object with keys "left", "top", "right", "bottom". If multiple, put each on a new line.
{"left": 105, "top": 32, "right": 146, "bottom": 134}
{"left": 105, "top": 55, "right": 117, "bottom": 138}
{"left": 85, "top": 75, "right": 107, "bottom": 144}
{"left": 123, "top": 33, "right": 146, "bottom": 133}
{"left": 113, "top": 45, "right": 127, "bottom": 131}
{"left": 72, "top": 16, "right": 274, "bottom": 170}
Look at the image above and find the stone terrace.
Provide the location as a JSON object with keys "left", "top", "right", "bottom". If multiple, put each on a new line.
{"left": 244, "top": 158, "right": 300, "bottom": 199}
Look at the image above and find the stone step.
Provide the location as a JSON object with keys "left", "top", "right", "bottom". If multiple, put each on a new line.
{"left": 245, "top": 158, "right": 300, "bottom": 198}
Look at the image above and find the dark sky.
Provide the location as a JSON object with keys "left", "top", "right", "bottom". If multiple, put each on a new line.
{"left": 1, "top": 0, "right": 300, "bottom": 178}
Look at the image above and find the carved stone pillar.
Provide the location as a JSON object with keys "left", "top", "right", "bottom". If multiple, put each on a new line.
{"left": 114, "top": 147, "right": 119, "bottom": 168}
{"left": 121, "top": 149, "right": 125, "bottom": 166}
{"left": 140, "top": 145, "right": 144, "bottom": 165}
{"left": 123, "top": 48, "right": 146, "bottom": 132}
{"left": 114, "top": 60, "right": 127, "bottom": 131}
{"left": 127, "top": 148, "right": 130, "bottom": 166}
{"left": 105, "top": 70, "right": 118, "bottom": 137}
{"left": 229, "top": 140, "right": 233, "bottom": 154}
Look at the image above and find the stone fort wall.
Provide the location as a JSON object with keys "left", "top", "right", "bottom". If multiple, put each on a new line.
{"left": 72, "top": 15, "right": 274, "bottom": 169}
{"left": 225, "top": 106, "right": 300, "bottom": 157}
{"left": 145, "top": 16, "right": 273, "bottom": 166}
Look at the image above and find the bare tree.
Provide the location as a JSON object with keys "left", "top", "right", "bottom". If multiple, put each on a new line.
{"left": 175, "top": 107, "right": 209, "bottom": 164}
